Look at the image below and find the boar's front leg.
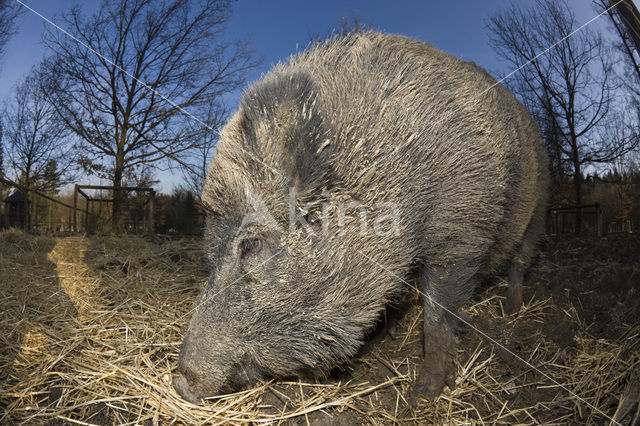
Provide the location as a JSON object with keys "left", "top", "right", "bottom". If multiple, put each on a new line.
{"left": 411, "top": 265, "right": 475, "bottom": 400}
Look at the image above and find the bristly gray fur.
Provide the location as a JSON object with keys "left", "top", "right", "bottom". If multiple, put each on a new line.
{"left": 174, "top": 31, "right": 549, "bottom": 403}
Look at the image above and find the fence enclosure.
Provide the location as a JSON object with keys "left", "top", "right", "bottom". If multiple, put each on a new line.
{"left": 1, "top": 177, "right": 634, "bottom": 237}
{"left": 73, "top": 184, "right": 155, "bottom": 234}
{"left": 547, "top": 204, "right": 604, "bottom": 237}
{"left": 0, "top": 177, "right": 155, "bottom": 234}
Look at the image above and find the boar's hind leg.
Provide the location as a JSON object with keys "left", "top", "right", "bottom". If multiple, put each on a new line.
{"left": 411, "top": 265, "right": 475, "bottom": 401}
{"left": 505, "top": 202, "right": 547, "bottom": 315}
{"left": 505, "top": 262, "right": 524, "bottom": 315}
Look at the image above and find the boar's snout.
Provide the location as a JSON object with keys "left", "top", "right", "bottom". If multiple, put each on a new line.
{"left": 173, "top": 370, "right": 204, "bottom": 403}
{"left": 173, "top": 356, "right": 230, "bottom": 403}
{"left": 174, "top": 331, "right": 266, "bottom": 403}
{"left": 173, "top": 334, "right": 226, "bottom": 403}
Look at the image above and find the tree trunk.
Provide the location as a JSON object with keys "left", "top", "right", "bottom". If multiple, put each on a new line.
{"left": 614, "top": 0, "right": 640, "bottom": 55}
{"left": 112, "top": 153, "right": 124, "bottom": 233}
{"left": 573, "top": 161, "right": 583, "bottom": 234}
{"left": 23, "top": 171, "right": 31, "bottom": 231}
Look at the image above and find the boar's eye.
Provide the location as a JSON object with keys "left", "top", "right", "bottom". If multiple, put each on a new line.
{"left": 240, "top": 238, "right": 262, "bottom": 257}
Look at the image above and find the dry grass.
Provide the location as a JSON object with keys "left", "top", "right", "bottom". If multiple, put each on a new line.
{"left": 0, "top": 229, "right": 637, "bottom": 424}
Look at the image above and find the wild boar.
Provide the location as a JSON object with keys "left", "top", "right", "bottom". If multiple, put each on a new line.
{"left": 173, "top": 31, "right": 549, "bottom": 403}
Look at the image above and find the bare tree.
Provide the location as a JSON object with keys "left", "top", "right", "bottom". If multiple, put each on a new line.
{"left": 0, "top": 120, "right": 4, "bottom": 179}
{"left": 42, "top": 0, "right": 260, "bottom": 229}
{"left": 594, "top": 0, "right": 640, "bottom": 166}
{"left": 335, "top": 13, "right": 365, "bottom": 37}
{"left": 487, "top": 0, "right": 620, "bottom": 229}
{"left": 178, "top": 101, "right": 226, "bottom": 196}
{"left": 0, "top": 0, "right": 22, "bottom": 60}
{"left": 309, "top": 13, "right": 368, "bottom": 43}
{"left": 2, "top": 67, "right": 76, "bottom": 193}
{"left": 1, "top": 122, "right": 5, "bottom": 210}
{"left": 597, "top": 111, "right": 639, "bottom": 176}
{"left": 0, "top": 0, "right": 23, "bottom": 187}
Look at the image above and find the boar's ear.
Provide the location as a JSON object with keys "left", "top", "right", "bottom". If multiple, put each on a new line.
{"left": 238, "top": 71, "right": 330, "bottom": 193}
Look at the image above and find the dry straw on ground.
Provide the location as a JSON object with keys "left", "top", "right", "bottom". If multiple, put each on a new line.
{"left": 1, "top": 229, "right": 638, "bottom": 424}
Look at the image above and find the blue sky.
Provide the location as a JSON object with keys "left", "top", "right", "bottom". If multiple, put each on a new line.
{"left": 224, "top": 0, "right": 611, "bottom": 105}
{"left": 0, "top": 0, "right": 628, "bottom": 192}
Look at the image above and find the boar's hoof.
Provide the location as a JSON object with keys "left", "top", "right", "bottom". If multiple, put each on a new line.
{"left": 504, "top": 297, "right": 521, "bottom": 316}
{"left": 505, "top": 264, "right": 524, "bottom": 315}
{"left": 410, "top": 350, "right": 455, "bottom": 403}
{"left": 410, "top": 320, "right": 457, "bottom": 403}
{"left": 504, "top": 287, "right": 523, "bottom": 315}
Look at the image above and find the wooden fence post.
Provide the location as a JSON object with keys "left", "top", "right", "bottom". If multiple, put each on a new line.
{"left": 84, "top": 197, "right": 90, "bottom": 233}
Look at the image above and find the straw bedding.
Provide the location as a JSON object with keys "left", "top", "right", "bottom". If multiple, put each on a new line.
{"left": 1, "top": 229, "right": 638, "bottom": 424}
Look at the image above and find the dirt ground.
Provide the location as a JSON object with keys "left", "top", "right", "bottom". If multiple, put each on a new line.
{"left": 0, "top": 230, "right": 638, "bottom": 424}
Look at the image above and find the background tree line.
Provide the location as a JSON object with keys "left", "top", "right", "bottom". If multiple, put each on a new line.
{"left": 488, "top": 0, "right": 640, "bottom": 232}
{"left": 0, "top": 0, "right": 259, "bottom": 233}
{"left": 1, "top": 0, "right": 640, "bottom": 235}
